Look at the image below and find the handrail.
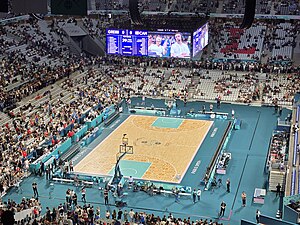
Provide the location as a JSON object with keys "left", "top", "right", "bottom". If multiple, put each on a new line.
{"left": 204, "top": 120, "right": 233, "bottom": 188}
{"left": 292, "top": 106, "right": 299, "bottom": 166}
{"left": 291, "top": 168, "right": 296, "bottom": 195}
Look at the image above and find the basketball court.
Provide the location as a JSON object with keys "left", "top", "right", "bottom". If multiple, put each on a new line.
{"left": 74, "top": 115, "right": 213, "bottom": 183}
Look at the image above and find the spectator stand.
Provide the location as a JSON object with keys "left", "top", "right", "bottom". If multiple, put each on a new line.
{"left": 163, "top": 69, "right": 191, "bottom": 99}
{"left": 270, "top": 22, "right": 296, "bottom": 64}
{"left": 274, "top": 1, "right": 300, "bottom": 15}
{"left": 212, "top": 21, "right": 267, "bottom": 62}
{"left": 29, "top": 104, "right": 115, "bottom": 172}
{"left": 1, "top": 198, "right": 42, "bottom": 224}
{"left": 262, "top": 73, "right": 299, "bottom": 106}
{"left": 265, "top": 130, "right": 289, "bottom": 192}
{"left": 193, "top": 70, "right": 259, "bottom": 104}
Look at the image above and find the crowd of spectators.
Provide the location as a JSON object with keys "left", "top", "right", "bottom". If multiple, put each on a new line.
{"left": 0, "top": 13, "right": 299, "bottom": 225}
{"left": 261, "top": 73, "right": 300, "bottom": 105}
{"left": 266, "top": 21, "right": 299, "bottom": 63}
{"left": 86, "top": 0, "right": 300, "bottom": 15}
{"left": 0, "top": 200, "right": 226, "bottom": 225}
{"left": 82, "top": 16, "right": 111, "bottom": 40}
{"left": 274, "top": 1, "right": 300, "bottom": 15}
{"left": 0, "top": 197, "right": 41, "bottom": 225}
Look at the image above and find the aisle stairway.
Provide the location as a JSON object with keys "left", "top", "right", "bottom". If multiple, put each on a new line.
{"left": 189, "top": 75, "right": 201, "bottom": 98}
{"left": 269, "top": 170, "right": 286, "bottom": 191}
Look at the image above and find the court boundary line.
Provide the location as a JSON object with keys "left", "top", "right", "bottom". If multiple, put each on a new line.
{"left": 74, "top": 115, "right": 132, "bottom": 171}
{"left": 75, "top": 115, "right": 214, "bottom": 184}
{"left": 125, "top": 153, "right": 179, "bottom": 183}
{"left": 179, "top": 120, "right": 214, "bottom": 182}
{"left": 131, "top": 114, "right": 209, "bottom": 134}
{"left": 128, "top": 115, "right": 213, "bottom": 183}
{"left": 108, "top": 159, "right": 152, "bottom": 179}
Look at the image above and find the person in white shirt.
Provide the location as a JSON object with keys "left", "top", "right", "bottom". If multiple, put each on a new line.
{"left": 171, "top": 32, "right": 190, "bottom": 58}
{"left": 256, "top": 209, "right": 261, "bottom": 223}
{"left": 129, "top": 209, "right": 135, "bottom": 222}
{"left": 128, "top": 176, "right": 134, "bottom": 188}
{"left": 148, "top": 36, "right": 167, "bottom": 57}
{"left": 105, "top": 210, "right": 110, "bottom": 219}
{"left": 197, "top": 188, "right": 201, "bottom": 201}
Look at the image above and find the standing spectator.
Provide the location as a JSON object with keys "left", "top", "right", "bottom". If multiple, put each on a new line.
{"left": 231, "top": 109, "right": 235, "bottom": 119}
{"left": 226, "top": 178, "right": 230, "bottom": 193}
{"left": 81, "top": 187, "right": 86, "bottom": 203}
{"left": 256, "top": 209, "right": 261, "bottom": 223}
{"left": 192, "top": 189, "right": 197, "bottom": 203}
{"left": 112, "top": 209, "right": 117, "bottom": 220}
{"left": 174, "top": 188, "right": 180, "bottom": 203}
{"left": 218, "top": 178, "right": 222, "bottom": 187}
{"left": 117, "top": 209, "right": 123, "bottom": 220}
{"left": 219, "top": 201, "right": 227, "bottom": 217}
{"left": 0, "top": 182, "right": 4, "bottom": 195}
{"left": 274, "top": 103, "right": 278, "bottom": 114}
{"left": 104, "top": 188, "right": 109, "bottom": 205}
{"left": 279, "top": 106, "right": 283, "bottom": 117}
{"left": 105, "top": 210, "right": 110, "bottom": 219}
{"left": 241, "top": 191, "right": 247, "bottom": 207}
{"left": 39, "top": 161, "right": 45, "bottom": 177}
{"left": 72, "top": 192, "right": 78, "bottom": 206}
{"left": 217, "top": 95, "right": 221, "bottom": 109}
{"left": 210, "top": 104, "right": 213, "bottom": 112}
{"left": 88, "top": 206, "right": 94, "bottom": 224}
{"left": 52, "top": 207, "right": 57, "bottom": 222}
{"left": 129, "top": 209, "right": 135, "bottom": 222}
{"left": 69, "top": 160, "right": 74, "bottom": 172}
{"left": 1, "top": 209, "right": 15, "bottom": 225}
{"left": 32, "top": 182, "right": 38, "bottom": 198}
{"left": 276, "top": 183, "right": 281, "bottom": 197}
{"left": 197, "top": 188, "right": 202, "bottom": 201}
{"left": 128, "top": 176, "right": 134, "bottom": 188}
{"left": 46, "top": 207, "right": 51, "bottom": 222}
{"left": 123, "top": 209, "right": 128, "bottom": 221}
{"left": 45, "top": 166, "right": 50, "bottom": 180}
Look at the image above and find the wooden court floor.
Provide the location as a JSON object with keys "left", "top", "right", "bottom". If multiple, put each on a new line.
{"left": 74, "top": 115, "right": 213, "bottom": 183}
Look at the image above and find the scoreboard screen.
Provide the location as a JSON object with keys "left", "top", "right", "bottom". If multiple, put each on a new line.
{"left": 106, "top": 29, "right": 148, "bottom": 56}
{"left": 192, "top": 23, "right": 209, "bottom": 57}
{"left": 106, "top": 28, "right": 191, "bottom": 58}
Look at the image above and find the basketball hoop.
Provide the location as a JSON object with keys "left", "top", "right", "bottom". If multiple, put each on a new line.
{"left": 122, "top": 134, "right": 128, "bottom": 146}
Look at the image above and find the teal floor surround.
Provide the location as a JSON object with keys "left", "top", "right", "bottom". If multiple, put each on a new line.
{"left": 108, "top": 160, "right": 151, "bottom": 179}
{"left": 3, "top": 97, "right": 292, "bottom": 224}
{"left": 151, "top": 117, "right": 183, "bottom": 128}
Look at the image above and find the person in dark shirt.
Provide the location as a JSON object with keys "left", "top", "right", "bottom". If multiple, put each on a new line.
{"left": 32, "top": 182, "right": 38, "bottom": 198}
{"left": 219, "top": 201, "right": 227, "bottom": 217}
{"left": 1, "top": 209, "right": 15, "bottom": 225}
{"left": 276, "top": 183, "right": 281, "bottom": 197}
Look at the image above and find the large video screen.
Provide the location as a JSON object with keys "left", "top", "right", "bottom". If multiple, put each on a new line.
{"left": 148, "top": 31, "right": 191, "bottom": 58}
{"left": 106, "top": 29, "right": 191, "bottom": 58}
{"left": 106, "top": 29, "right": 148, "bottom": 56}
{"left": 192, "top": 23, "right": 209, "bottom": 57}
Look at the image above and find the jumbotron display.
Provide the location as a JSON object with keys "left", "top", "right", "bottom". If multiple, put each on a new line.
{"left": 148, "top": 31, "right": 191, "bottom": 58}
{"left": 192, "top": 23, "right": 209, "bottom": 57}
{"left": 106, "top": 29, "right": 148, "bottom": 56}
{"left": 106, "top": 29, "right": 191, "bottom": 58}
